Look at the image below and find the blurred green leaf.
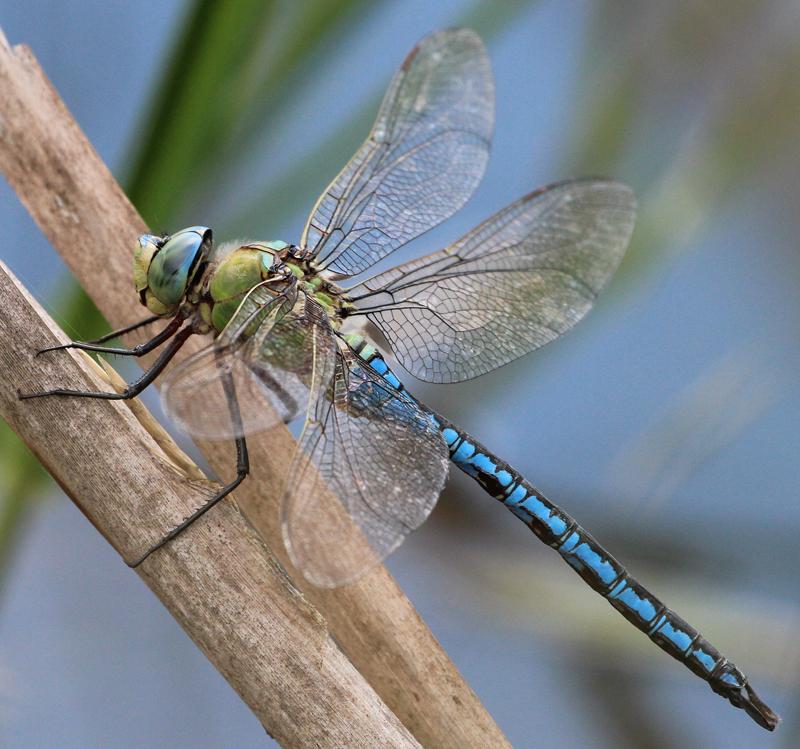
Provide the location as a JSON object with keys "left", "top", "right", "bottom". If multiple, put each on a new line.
{"left": 623, "top": 41, "right": 800, "bottom": 284}
{"left": 700, "top": 42, "right": 800, "bottom": 194}
{"left": 565, "top": 1, "right": 800, "bottom": 296}
{"left": 569, "top": 60, "right": 643, "bottom": 177}
{"left": 124, "top": 0, "right": 280, "bottom": 225}
{"left": 124, "top": 0, "right": 383, "bottom": 228}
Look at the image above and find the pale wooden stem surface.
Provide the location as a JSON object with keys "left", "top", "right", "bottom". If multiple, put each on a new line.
{"left": 0, "top": 26, "right": 513, "bottom": 749}
{"left": 0, "top": 259, "right": 422, "bottom": 749}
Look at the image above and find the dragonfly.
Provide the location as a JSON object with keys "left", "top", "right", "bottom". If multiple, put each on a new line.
{"left": 22, "top": 29, "right": 778, "bottom": 730}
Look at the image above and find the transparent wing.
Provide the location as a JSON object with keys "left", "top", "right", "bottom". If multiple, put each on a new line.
{"left": 282, "top": 347, "right": 449, "bottom": 587}
{"left": 162, "top": 288, "right": 332, "bottom": 440}
{"left": 301, "top": 28, "right": 494, "bottom": 277}
{"left": 350, "top": 179, "right": 637, "bottom": 383}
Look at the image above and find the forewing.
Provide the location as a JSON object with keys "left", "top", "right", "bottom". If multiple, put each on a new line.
{"left": 353, "top": 179, "right": 636, "bottom": 383}
{"left": 282, "top": 348, "right": 449, "bottom": 587}
{"left": 301, "top": 28, "right": 494, "bottom": 277}
{"left": 162, "top": 289, "right": 327, "bottom": 439}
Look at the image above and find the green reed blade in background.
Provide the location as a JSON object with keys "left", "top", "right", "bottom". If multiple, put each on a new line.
{"left": 124, "top": 0, "right": 382, "bottom": 229}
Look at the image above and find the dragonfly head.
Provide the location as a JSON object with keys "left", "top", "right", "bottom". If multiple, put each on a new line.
{"left": 134, "top": 226, "right": 213, "bottom": 317}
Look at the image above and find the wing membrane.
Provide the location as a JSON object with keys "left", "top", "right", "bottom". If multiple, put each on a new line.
{"left": 301, "top": 28, "right": 494, "bottom": 277}
{"left": 282, "top": 347, "right": 449, "bottom": 587}
{"left": 351, "top": 179, "right": 636, "bottom": 383}
{"left": 162, "top": 289, "right": 329, "bottom": 439}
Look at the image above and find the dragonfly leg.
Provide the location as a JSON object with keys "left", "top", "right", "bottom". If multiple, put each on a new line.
{"left": 126, "top": 433, "right": 249, "bottom": 568}
{"left": 126, "top": 363, "right": 250, "bottom": 567}
{"left": 20, "top": 325, "right": 193, "bottom": 401}
{"left": 37, "top": 314, "right": 182, "bottom": 357}
{"left": 70, "top": 314, "right": 160, "bottom": 345}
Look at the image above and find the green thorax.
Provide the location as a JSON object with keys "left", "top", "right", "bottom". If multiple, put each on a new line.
{"left": 203, "top": 240, "right": 353, "bottom": 333}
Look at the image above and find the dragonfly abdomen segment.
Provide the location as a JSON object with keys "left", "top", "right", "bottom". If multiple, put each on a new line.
{"left": 432, "top": 414, "right": 777, "bottom": 729}
{"left": 343, "top": 334, "right": 405, "bottom": 392}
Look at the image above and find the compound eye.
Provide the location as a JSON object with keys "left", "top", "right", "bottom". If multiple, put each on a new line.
{"left": 148, "top": 227, "right": 211, "bottom": 306}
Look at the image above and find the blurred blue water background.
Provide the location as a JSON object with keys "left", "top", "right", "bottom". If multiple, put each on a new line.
{"left": 0, "top": 0, "right": 799, "bottom": 747}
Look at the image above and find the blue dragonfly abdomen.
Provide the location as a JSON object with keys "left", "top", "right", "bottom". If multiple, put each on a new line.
{"left": 346, "top": 335, "right": 778, "bottom": 731}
